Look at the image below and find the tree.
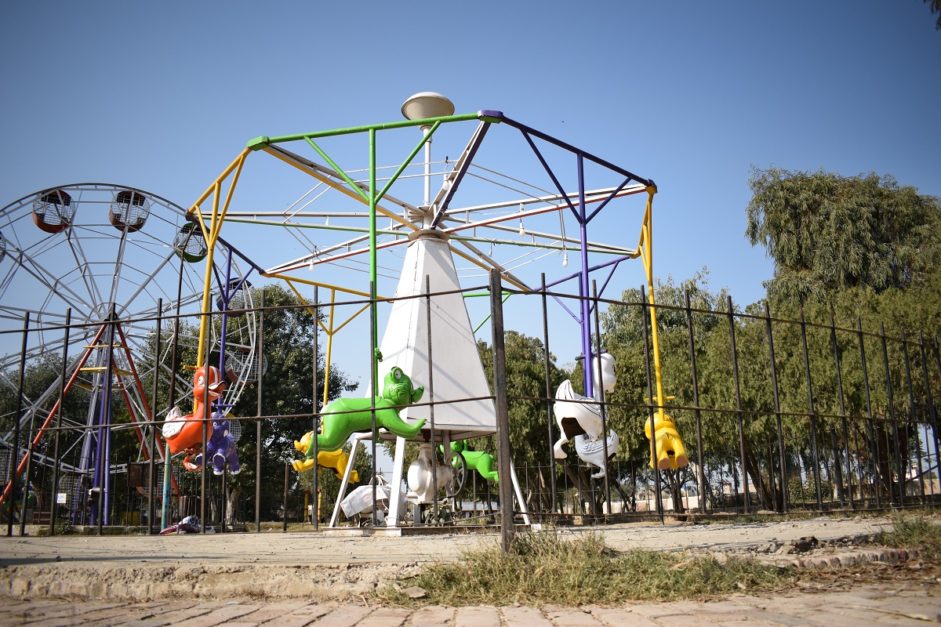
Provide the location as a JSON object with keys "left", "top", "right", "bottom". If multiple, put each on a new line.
{"left": 601, "top": 272, "right": 760, "bottom": 513}
{"left": 927, "top": 0, "right": 941, "bottom": 29}
{"left": 746, "top": 168, "right": 941, "bottom": 505}
{"left": 746, "top": 169, "right": 941, "bottom": 305}
{"left": 226, "top": 284, "right": 358, "bottom": 522}
{"left": 1, "top": 353, "right": 93, "bottom": 521}
{"left": 476, "top": 331, "right": 568, "bottom": 512}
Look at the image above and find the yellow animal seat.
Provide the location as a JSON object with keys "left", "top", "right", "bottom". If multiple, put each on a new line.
{"left": 643, "top": 414, "right": 689, "bottom": 471}
{"left": 292, "top": 432, "right": 359, "bottom": 482}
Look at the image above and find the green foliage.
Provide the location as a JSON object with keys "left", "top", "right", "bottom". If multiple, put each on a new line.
{"left": 879, "top": 515, "right": 941, "bottom": 559}
{"left": 928, "top": 0, "right": 941, "bottom": 29}
{"left": 747, "top": 168, "right": 941, "bottom": 304}
{"left": 377, "top": 531, "right": 795, "bottom": 606}
{"left": 473, "top": 331, "right": 568, "bottom": 511}
{"left": 476, "top": 332, "right": 568, "bottom": 466}
{"left": 0, "top": 352, "right": 91, "bottom": 435}
{"left": 224, "top": 284, "right": 358, "bottom": 521}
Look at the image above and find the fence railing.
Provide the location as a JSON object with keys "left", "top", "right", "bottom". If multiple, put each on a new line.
{"left": 1, "top": 271, "right": 939, "bottom": 537}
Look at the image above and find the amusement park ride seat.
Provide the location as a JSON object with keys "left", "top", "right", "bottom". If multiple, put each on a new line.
{"left": 31, "top": 188, "right": 74, "bottom": 234}
{"left": 108, "top": 190, "right": 150, "bottom": 232}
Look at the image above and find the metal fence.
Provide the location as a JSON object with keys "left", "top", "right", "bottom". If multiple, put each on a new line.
{"left": 2, "top": 271, "right": 939, "bottom": 537}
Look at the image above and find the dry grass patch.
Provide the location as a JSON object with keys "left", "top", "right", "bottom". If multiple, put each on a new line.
{"left": 377, "top": 531, "right": 795, "bottom": 606}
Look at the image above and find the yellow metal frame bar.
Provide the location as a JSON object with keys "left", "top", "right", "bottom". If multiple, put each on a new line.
{"left": 636, "top": 186, "right": 667, "bottom": 421}
{"left": 186, "top": 149, "right": 250, "bottom": 404}
{"left": 269, "top": 272, "right": 371, "bottom": 299}
{"left": 259, "top": 145, "right": 419, "bottom": 232}
{"left": 281, "top": 283, "right": 370, "bottom": 407}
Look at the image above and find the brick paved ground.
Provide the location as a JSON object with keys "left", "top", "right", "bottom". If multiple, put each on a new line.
{"left": 2, "top": 517, "right": 939, "bottom": 624}
{"left": 0, "top": 582, "right": 939, "bottom": 626}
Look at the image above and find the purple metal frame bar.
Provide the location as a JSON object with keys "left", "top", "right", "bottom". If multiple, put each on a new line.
{"left": 512, "top": 115, "right": 656, "bottom": 396}
{"left": 586, "top": 176, "right": 633, "bottom": 224}
{"left": 216, "top": 248, "right": 234, "bottom": 411}
{"left": 520, "top": 130, "right": 580, "bottom": 221}
{"left": 91, "top": 314, "right": 116, "bottom": 526}
{"left": 552, "top": 294, "right": 582, "bottom": 326}
{"left": 497, "top": 113, "right": 654, "bottom": 187}
{"left": 594, "top": 259, "right": 624, "bottom": 311}
{"left": 213, "top": 249, "right": 256, "bottom": 412}
{"left": 543, "top": 255, "right": 633, "bottom": 291}
{"left": 577, "top": 155, "right": 593, "bottom": 397}
{"left": 216, "top": 235, "right": 268, "bottom": 276}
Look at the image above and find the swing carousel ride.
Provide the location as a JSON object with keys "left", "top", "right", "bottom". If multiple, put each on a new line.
{"left": 0, "top": 93, "right": 686, "bottom": 527}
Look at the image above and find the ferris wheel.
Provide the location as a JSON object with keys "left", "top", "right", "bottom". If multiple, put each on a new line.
{"left": 0, "top": 183, "right": 258, "bottom": 515}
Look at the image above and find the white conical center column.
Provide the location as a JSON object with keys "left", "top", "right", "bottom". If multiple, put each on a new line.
{"left": 373, "top": 230, "right": 495, "bottom": 433}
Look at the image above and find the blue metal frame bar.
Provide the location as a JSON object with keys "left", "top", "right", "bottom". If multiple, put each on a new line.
{"left": 498, "top": 114, "right": 654, "bottom": 187}
{"left": 577, "top": 155, "right": 594, "bottom": 397}
{"left": 215, "top": 235, "right": 269, "bottom": 276}
{"left": 541, "top": 254, "right": 634, "bottom": 290}
{"left": 520, "top": 130, "right": 580, "bottom": 221}
{"left": 586, "top": 176, "right": 633, "bottom": 224}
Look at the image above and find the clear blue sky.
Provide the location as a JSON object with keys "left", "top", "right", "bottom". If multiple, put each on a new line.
{"left": 2, "top": 2, "right": 939, "bottom": 371}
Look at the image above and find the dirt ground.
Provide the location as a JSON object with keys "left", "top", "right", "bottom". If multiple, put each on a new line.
{"left": 0, "top": 515, "right": 920, "bottom": 602}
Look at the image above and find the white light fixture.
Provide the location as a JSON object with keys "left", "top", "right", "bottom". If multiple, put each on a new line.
{"left": 401, "top": 92, "right": 455, "bottom": 125}
{"left": 402, "top": 92, "right": 456, "bottom": 215}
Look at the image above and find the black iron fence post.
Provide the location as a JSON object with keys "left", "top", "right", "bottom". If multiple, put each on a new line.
{"left": 639, "top": 285, "right": 663, "bottom": 521}
{"left": 148, "top": 299, "right": 162, "bottom": 533}
{"left": 490, "top": 270, "right": 515, "bottom": 552}
{"left": 727, "top": 296, "right": 750, "bottom": 513}
{"left": 879, "top": 324, "right": 903, "bottom": 507}
{"left": 426, "top": 275, "right": 439, "bottom": 524}
{"left": 255, "top": 290, "right": 264, "bottom": 532}
{"left": 901, "top": 338, "right": 926, "bottom": 503}
{"left": 798, "top": 308, "right": 823, "bottom": 510}
{"left": 369, "top": 280, "right": 377, "bottom": 527}
{"left": 199, "top": 305, "right": 212, "bottom": 534}
{"left": 857, "top": 319, "right": 881, "bottom": 509}
{"left": 311, "top": 287, "right": 319, "bottom": 530}
{"left": 50, "top": 309, "right": 72, "bottom": 535}
{"left": 282, "top": 462, "right": 289, "bottom": 532}
{"left": 829, "top": 310, "right": 854, "bottom": 510}
{"left": 540, "top": 274, "right": 558, "bottom": 514}
{"left": 591, "top": 280, "right": 612, "bottom": 515}
{"left": 919, "top": 336, "right": 941, "bottom": 500}
{"left": 764, "top": 302, "right": 788, "bottom": 513}
{"left": 7, "top": 313, "right": 29, "bottom": 537}
{"left": 96, "top": 304, "right": 118, "bottom": 536}
{"left": 684, "top": 292, "right": 706, "bottom": 515}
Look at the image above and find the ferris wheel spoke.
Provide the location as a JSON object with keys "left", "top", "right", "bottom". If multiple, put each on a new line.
{"left": 64, "top": 228, "right": 106, "bottom": 310}
{"left": 6, "top": 248, "right": 94, "bottom": 318}
{"left": 106, "top": 232, "right": 130, "bottom": 309}
{"left": 115, "top": 249, "right": 178, "bottom": 318}
{"left": 0, "top": 256, "right": 20, "bottom": 295}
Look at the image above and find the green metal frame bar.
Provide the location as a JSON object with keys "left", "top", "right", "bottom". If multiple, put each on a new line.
{"left": 305, "top": 137, "right": 369, "bottom": 203}
{"left": 473, "top": 292, "right": 513, "bottom": 334}
{"left": 369, "top": 128, "right": 379, "bottom": 378}
{"left": 247, "top": 112, "right": 483, "bottom": 148}
{"left": 377, "top": 121, "right": 441, "bottom": 203}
